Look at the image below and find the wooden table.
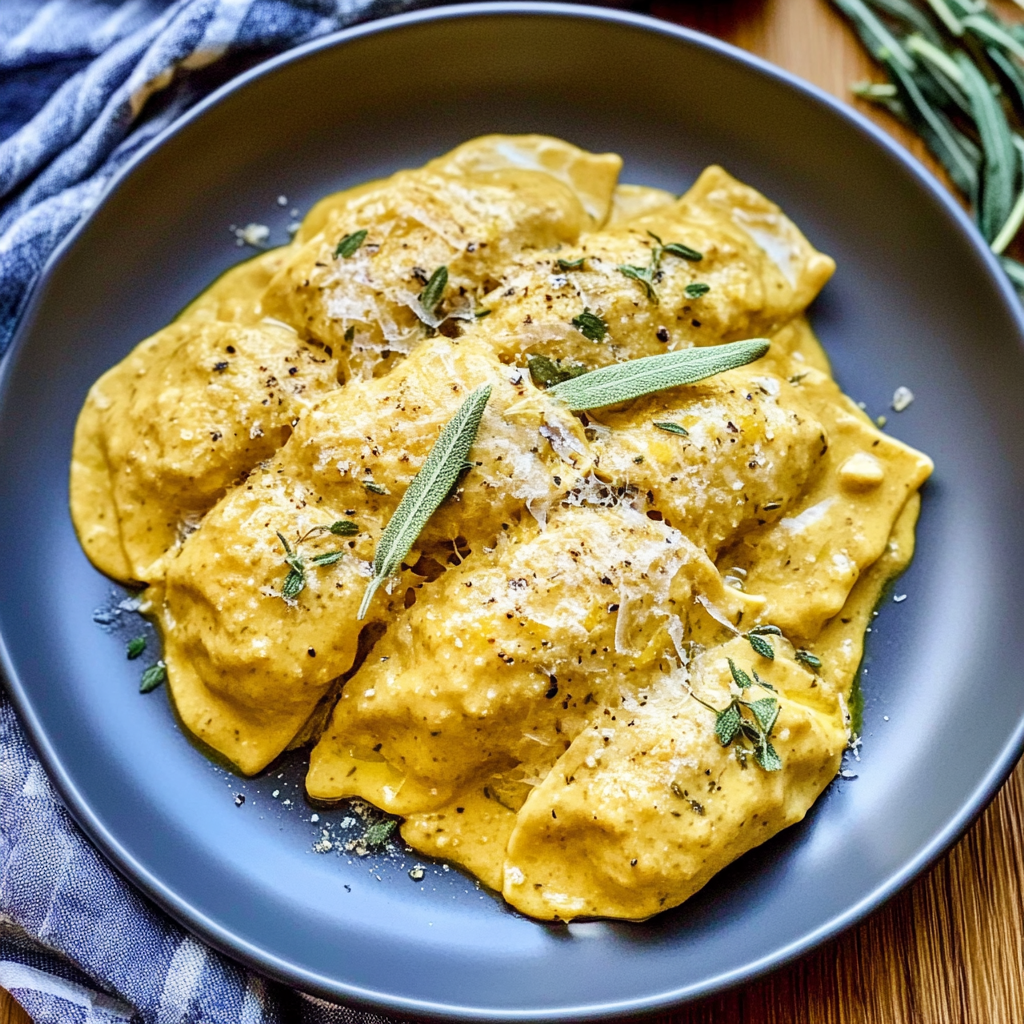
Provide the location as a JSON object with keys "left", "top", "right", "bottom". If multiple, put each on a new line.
{"left": 3, "top": 2, "right": 1023, "bottom": 1021}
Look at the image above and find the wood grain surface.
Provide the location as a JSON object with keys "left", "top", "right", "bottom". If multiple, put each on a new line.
{"left": 1, "top": 2, "right": 1022, "bottom": 1022}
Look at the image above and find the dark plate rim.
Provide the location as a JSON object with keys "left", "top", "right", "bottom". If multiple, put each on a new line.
{"left": 3, "top": 3, "right": 1024, "bottom": 1019}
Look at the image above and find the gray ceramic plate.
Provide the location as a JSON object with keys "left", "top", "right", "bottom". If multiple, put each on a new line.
{"left": 2, "top": 4, "right": 1024, "bottom": 1019}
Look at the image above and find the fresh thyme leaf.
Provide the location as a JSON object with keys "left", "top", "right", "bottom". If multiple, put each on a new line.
{"left": 685, "top": 282, "right": 711, "bottom": 299}
{"left": 748, "top": 696, "right": 781, "bottom": 734}
{"left": 653, "top": 421, "right": 689, "bottom": 436}
{"left": 663, "top": 242, "right": 703, "bottom": 261}
{"left": 363, "top": 819, "right": 397, "bottom": 849}
{"left": 309, "top": 551, "right": 344, "bottom": 566}
{"left": 364, "top": 481, "right": 387, "bottom": 495}
{"left": 728, "top": 658, "right": 753, "bottom": 689}
{"left": 359, "top": 384, "right": 492, "bottom": 619}
{"left": 418, "top": 265, "right": 448, "bottom": 323}
{"left": 344, "top": 325, "right": 355, "bottom": 342}
{"left": 715, "top": 703, "right": 742, "bottom": 745}
{"left": 545, "top": 338, "right": 770, "bottom": 410}
{"left": 571, "top": 308, "right": 608, "bottom": 342}
{"left": 527, "top": 354, "right": 589, "bottom": 388}
{"left": 139, "top": 661, "right": 166, "bottom": 693}
{"left": 329, "top": 520, "right": 359, "bottom": 536}
{"left": 126, "top": 636, "right": 146, "bottom": 660}
{"left": 748, "top": 633, "right": 776, "bottom": 660}
{"left": 282, "top": 567, "right": 305, "bottom": 599}
{"left": 749, "top": 624, "right": 783, "bottom": 636}
{"left": 334, "top": 229, "right": 367, "bottom": 259}
{"left": 795, "top": 648, "right": 822, "bottom": 670}
{"left": 618, "top": 262, "right": 658, "bottom": 302}
{"left": 475, "top": 308, "right": 491, "bottom": 318}
{"left": 557, "top": 256, "right": 586, "bottom": 270}
{"left": 754, "top": 739, "right": 783, "bottom": 772}
{"left": 275, "top": 531, "right": 307, "bottom": 598}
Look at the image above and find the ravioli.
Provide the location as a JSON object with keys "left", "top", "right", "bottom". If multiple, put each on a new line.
{"left": 69, "top": 135, "right": 932, "bottom": 922}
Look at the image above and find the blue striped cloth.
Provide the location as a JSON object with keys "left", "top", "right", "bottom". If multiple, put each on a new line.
{"left": 0, "top": 3, "right": 436, "bottom": 1021}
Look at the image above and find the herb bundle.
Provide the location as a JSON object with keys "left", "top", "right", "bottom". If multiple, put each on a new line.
{"left": 832, "top": 0, "right": 1024, "bottom": 287}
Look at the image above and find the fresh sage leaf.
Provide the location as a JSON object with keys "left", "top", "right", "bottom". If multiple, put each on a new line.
{"left": 359, "top": 384, "right": 492, "bottom": 619}
{"left": 956, "top": 51, "right": 1018, "bottom": 242}
{"left": 545, "top": 338, "right": 770, "bottom": 410}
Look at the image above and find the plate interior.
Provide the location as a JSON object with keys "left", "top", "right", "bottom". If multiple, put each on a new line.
{"left": 2, "top": 5, "right": 1024, "bottom": 1019}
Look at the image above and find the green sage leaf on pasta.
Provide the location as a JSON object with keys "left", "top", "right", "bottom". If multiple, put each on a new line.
{"left": 545, "top": 339, "right": 769, "bottom": 411}
{"left": 359, "top": 384, "right": 492, "bottom": 619}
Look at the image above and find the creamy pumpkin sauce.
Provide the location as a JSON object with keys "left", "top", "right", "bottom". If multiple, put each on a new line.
{"left": 69, "top": 135, "right": 932, "bottom": 922}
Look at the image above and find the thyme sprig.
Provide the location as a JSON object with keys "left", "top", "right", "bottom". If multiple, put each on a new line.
{"left": 687, "top": 658, "right": 783, "bottom": 771}
{"left": 276, "top": 528, "right": 347, "bottom": 600}
{"left": 617, "top": 231, "right": 704, "bottom": 305}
